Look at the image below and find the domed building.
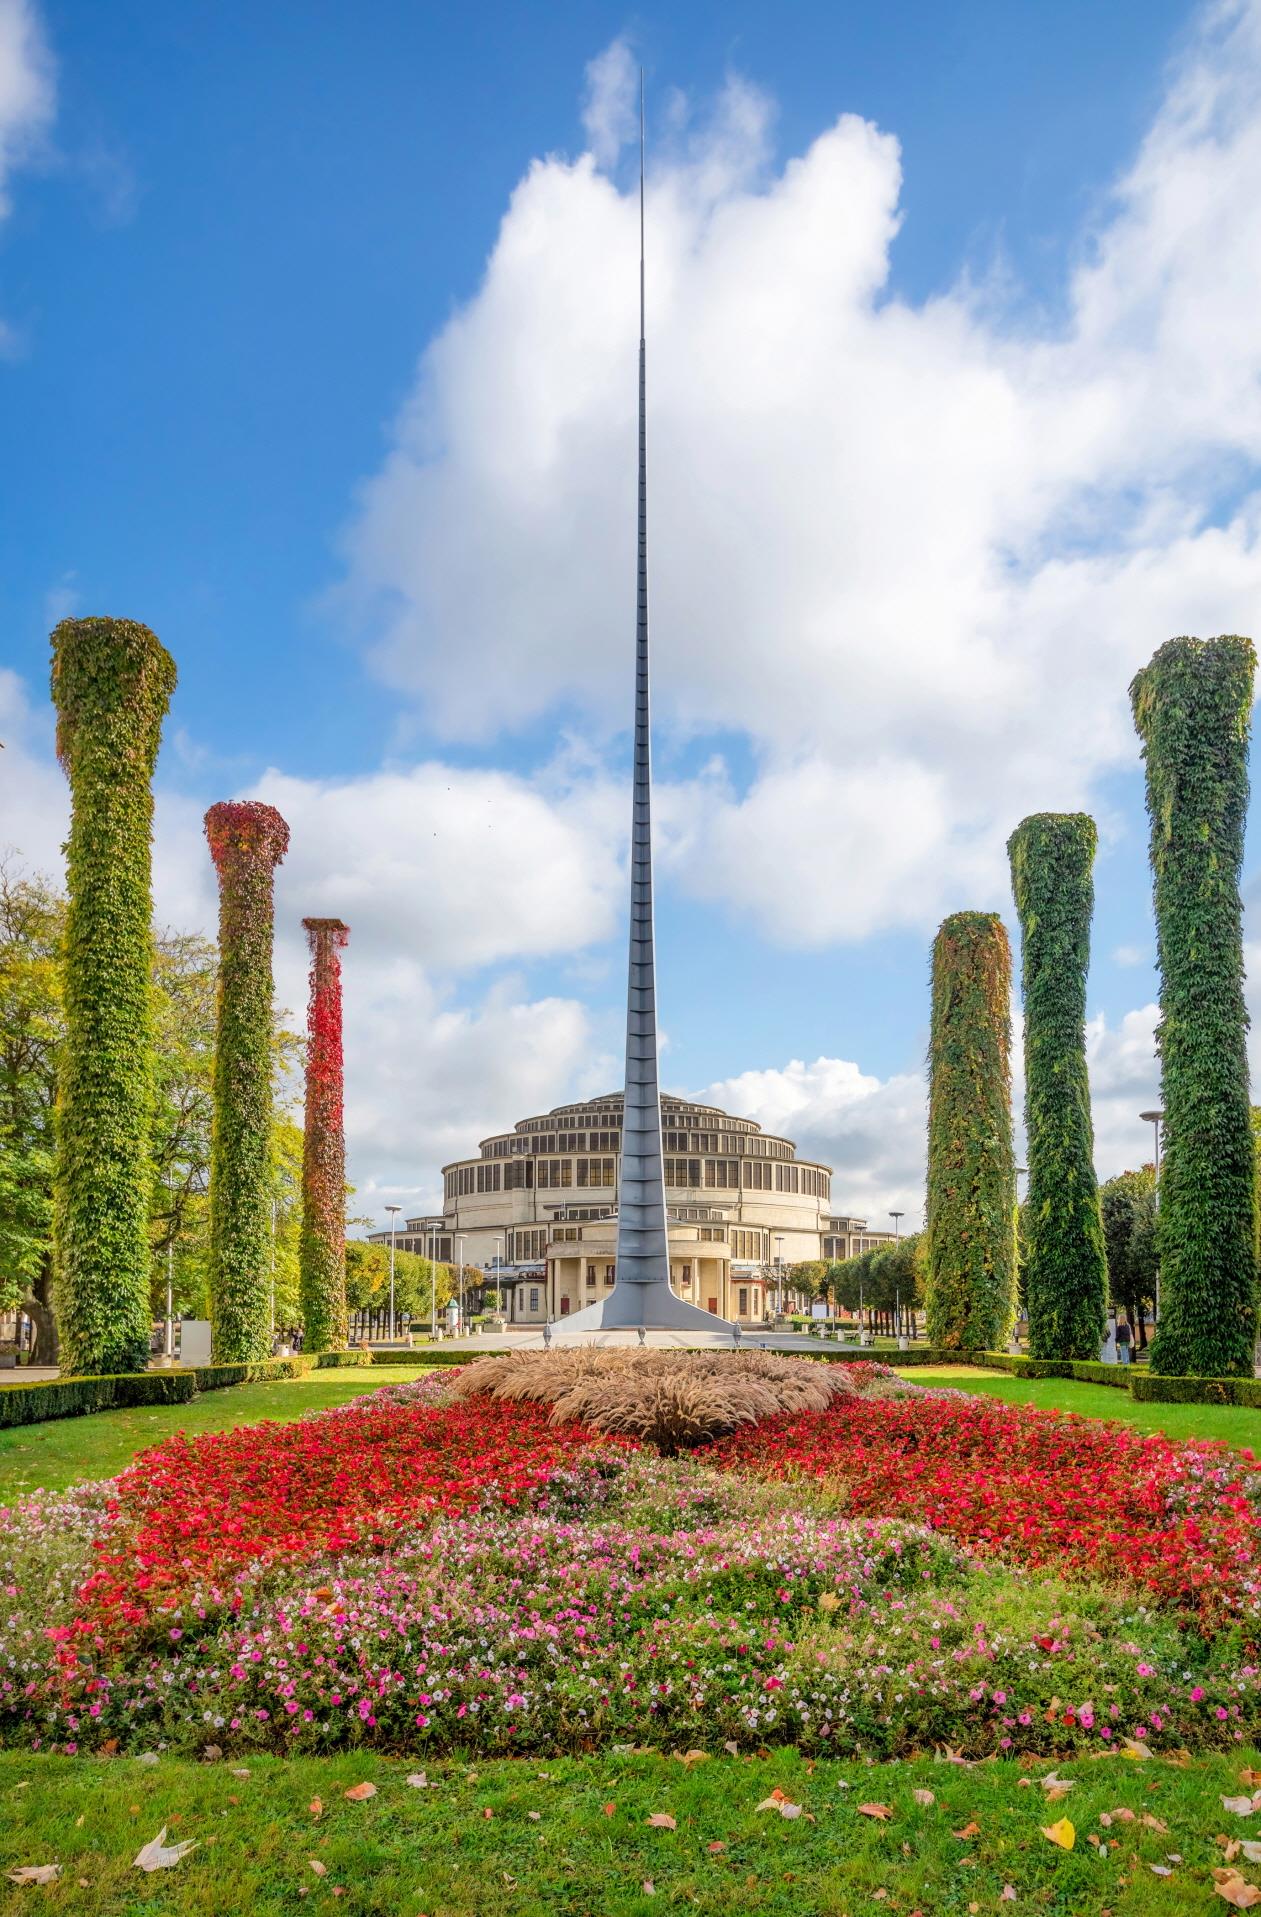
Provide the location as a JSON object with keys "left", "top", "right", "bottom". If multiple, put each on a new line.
{"left": 371, "top": 1092, "right": 894, "bottom": 1326}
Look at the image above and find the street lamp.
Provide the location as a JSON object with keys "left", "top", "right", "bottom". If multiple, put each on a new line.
{"left": 456, "top": 1235, "right": 465, "bottom": 1337}
{"left": 1140, "top": 1110, "right": 1164, "bottom": 1322}
{"left": 270, "top": 1195, "right": 277, "bottom": 1345}
{"left": 775, "top": 1234, "right": 784, "bottom": 1315}
{"left": 889, "top": 1214, "right": 904, "bottom": 1335}
{"left": 165, "top": 1168, "right": 175, "bottom": 1361}
{"left": 385, "top": 1206, "right": 401, "bottom": 1342}
{"left": 428, "top": 1220, "right": 438, "bottom": 1340}
{"left": 494, "top": 1237, "right": 504, "bottom": 1314}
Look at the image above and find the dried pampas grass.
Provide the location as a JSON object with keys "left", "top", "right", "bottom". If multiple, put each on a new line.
{"left": 448, "top": 1348, "right": 907, "bottom": 1452}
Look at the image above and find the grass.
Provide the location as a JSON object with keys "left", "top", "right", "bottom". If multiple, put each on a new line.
{"left": 3, "top": 1746, "right": 1258, "bottom": 1915}
{"left": 0, "top": 1367, "right": 434, "bottom": 1501}
{"left": 894, "top": 1366, "right": 1261, "bottom": 1448}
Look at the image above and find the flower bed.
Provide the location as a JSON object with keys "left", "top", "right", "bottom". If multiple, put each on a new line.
{"left": 3, "top": 1364, "right": 1261, "bottom": 1763}
{"left": 708, "top": 1387, "right": 1261, "bottom": 1627}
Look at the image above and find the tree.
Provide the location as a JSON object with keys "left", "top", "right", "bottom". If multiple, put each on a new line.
{"left": 925, "top": 912, "right": 1018, "bottom": 1351}
{"left": 1008, "top": 814, "right": 1108, "bottom": 1358}
{"left": 299, "top": 918, "right": 350, "bottom": 1352}
{"left": 1131, "top": 635, "right": 1258, "bottom": 1375}
{"left": 204, "top": 802, "right": 291, "bottom": 1362}
{"left": 344, "top": 1241, "right": 451, "bottom": 1322}
{"left": 50, "top": 617, "right": 177, "bottom": 1376}
{"left": 0, "top": 865, "right": 61, "bottom": 1359}
{"left": 1099, "top": 1168, "right": 1159, "bottom": 1346}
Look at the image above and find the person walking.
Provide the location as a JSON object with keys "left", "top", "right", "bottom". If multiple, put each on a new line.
{"left": 1115, "top": 1315, "right": 1132, "bottom": 1365}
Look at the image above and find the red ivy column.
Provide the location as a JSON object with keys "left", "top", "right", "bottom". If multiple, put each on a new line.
{"left": 300, "top": 917, "right": 350, "bottom": 1352}
{"left": 205, "top": 802, "right": 290, "bottom": 1362}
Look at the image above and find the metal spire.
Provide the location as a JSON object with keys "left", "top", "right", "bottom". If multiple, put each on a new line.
{"left": 563, "top": 74, "right": 729, "bottom": 1334}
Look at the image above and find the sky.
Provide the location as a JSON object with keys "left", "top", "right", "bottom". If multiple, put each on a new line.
{"left": 2, "top": 0, "right": 1260, "bottom": 1233}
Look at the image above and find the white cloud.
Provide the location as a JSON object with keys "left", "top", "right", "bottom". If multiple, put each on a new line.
{"left": 1112, "top": 944, "right": 1148, "bottom": 967}
{"left": 0, "top": 0, "right": 52, "bottom": 220}
{"left": 336, "top": 0, "right": 1261, "bottom": 946}
{"left": 581, "top": 37, "right": 638, "bottom": 168}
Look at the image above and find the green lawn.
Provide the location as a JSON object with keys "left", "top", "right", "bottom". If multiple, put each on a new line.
{"left": 0, "top": 1366, "right": 434, "bottom": 1501}
{"left": 3, "top": 1746, "right": 1258, "bottom": 1915}
{"left": 894, "top": 1365, "right": 1261, "bottom": 1447}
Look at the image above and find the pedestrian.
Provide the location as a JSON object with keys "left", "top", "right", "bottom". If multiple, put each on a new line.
{"left": 1115, "top": 1315, "right": 1132, "bottom": 1365}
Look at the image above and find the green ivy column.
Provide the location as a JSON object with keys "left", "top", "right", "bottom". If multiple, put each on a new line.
{"left": 1131, "top": 634, "right": 1258, "bottom": 1376}
{"left": 925, "top": 911, "right": 1018, "bottom": 1350}
{"left": 299, "top": 917, "right": 350, "bottom": 1352}
{"left": 1008, "top": 814, "right": 1108, "bottom": 1359}
{"left": 50, "top": 617, "right": 177, "bottom": 1376}
{"left": 205, "top": 802, "right": 290, "bottom": 1362}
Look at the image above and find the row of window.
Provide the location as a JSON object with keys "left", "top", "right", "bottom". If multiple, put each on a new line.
{"left": 448, "top": 1158, "right": 830, "bottom": 1204}
{"left": 508, "top": 1226, "right": 547, "bottom": 1262}
{"left": 661, "top": 1131, "right": 788, "bottom": 1157}
{"left": 731, "top": 1227, "right": 770, "bottom": 1260}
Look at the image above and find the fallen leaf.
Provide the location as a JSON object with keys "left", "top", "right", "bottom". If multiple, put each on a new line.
{"left": 723, "top": 1741, "right": 739, "bottom": 1757}
{"left": 308, "top": 1796, "right": 323, "bottom": 1819}
{"left": 1214, "top": 1869, "right": 1261, "bottom": 1909}
{"left": 309, "top": 1860, "right": 327, "bottom": 1878}
{"left": 1242, "top": 1844, "right": 1261, "bottom": 1865}
{"left": 7, "top": 1866, "right": 60, "bottom": 1886}
{"left": 230, "top": 1767, "right": 250, "bottom": 1778}
{"left": 1120, "top": 1740, "right": 1153, "bottom": 1761}
{"left": 1242, "top": 1772, "right": 1261, "bottom": 1787}
{"left": 1040, "top": 1773, "right": 1076, "bottom": 1795}
{"left": 952, "top": 1822, "right": 981, "bottom": 1840}
{"left": 1098, "top": 1812, "right": 1113, "bottom": 1828}
{"left": 74, "top": 1817, "right": 83, "bottom": 1829}
{"left": 527, "top": 1811, "right": 541, "bottom": 1822}
{"left": 1149, "top": 1864, "right": 1173, "bottom": 1877}
{"left": 673, "top": 1749, "right": 709, "bottom": 1767}
{"left": 481, "top": 1808, "right": 493, "bottom": 1822}
{"left": 135, "top": 1752, "right": 159, "bottom": 1766}
{"left": 857, "top": 1803, "right": 893, "bottom": 1821}
{"left": 642, "top": 1882, "right": 655, "bottom": 1896}
{"left": 202, "top": 1745, "right": 222, "bottom": 1763}
{"left": 646, "top": 1813, "right": 676, "bottom": 1830}
{"left": 134, "top": 1828, "right": 199, "bottom": 1872}
{"left": 755, "top": 1788, "right": 803, "bottom": 1819}
{"left": 1000, "top": 1891, "right": 1018, "bottom": 1904}
{"left": 937, "top": 1745, "right": 972, "bottom": 1766}
{"left": 707, "top": 1841, "right": 727, "bottom": 1854}
{"left": 1225, "top": 1797, "right": 1261, "bottom": 1818}
{"left": 1110, "top": 1808, "right": 1136, "bottom": 1824}
{"left": 1141, "top": 1814, "right": 1169, "bottom": 1834}
{"left": 601, "top": 1803, "right": 616, "bottom": 1817}
{"left": 1040, "top": 1817, "right": 1075, "bottom": 1851}
{"left": 343, "top": 1782, "right": 376, "bottom": 1802}
{"left": 913, "top": 1788, "right": 936, "bottom": 1807}
{"left": 405, "top": 1773, "right": 430, "bottom": 1790}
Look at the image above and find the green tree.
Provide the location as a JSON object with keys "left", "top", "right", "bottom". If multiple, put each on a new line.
{"left": 344, "top": 1241, "right": 451, "bottom": 1323}
{"left": 1131, "top": 634, "right": 1258, "bottom": 1375}
{"left": 925, "top": 911, "right": 1018, "bottom": 1351}
{"left": 1008, "top": 814, "right": 1108, "bottom": 1358}
{"left": 0, "top": 864, "right": 61, "bottom": 1359}
{"left": 1099, "top": 1167, "right": 1159, "bottom": 1347}
{"left": 50, "top": 616, "right": 177, "bottom": 1376}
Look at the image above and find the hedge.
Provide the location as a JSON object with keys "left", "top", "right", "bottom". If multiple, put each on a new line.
{"left": 0, "top": 1349, "right": 375, "bottom": 1430}
{"left": 1132, "top": 635, "right": 1258, "bottom": 1375}
{"left": 1130, "top": 1372, "right": 1261, "bottom": 1407}
{"left": 50, "top": 617, "right": 177, "bottom": 1377}
{"left": 0, "top": 1370, "right": 196, "bottom": 1430}
{"left": 1008, "top": 814, "right": 1108, "bottom": 1360}
{"left": 925, "top": 913, "right": 1018, "bottom": 1351}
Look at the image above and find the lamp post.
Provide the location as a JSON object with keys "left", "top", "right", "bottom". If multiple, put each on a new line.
{"left": 889, "top": 1213, "right": 904, "bottom": 1335}
{"left": 456, "top": 1234, "right": 465, "bottom": 1336}
{"left": 385, "top": 1205, "right": 400, "bottom": 1342}
{"left": 1140, "top": 1110, "right": 1164, "bottom": 1322}
{"left": 494, "top": 1237, "right": 504, "bottom": 1314}
{"left": 270, "top": 1195, "right": 277, "bottom": 1345}
{"left": 775, "top": 1234, "right": 784, "bottom": 1315}
{"left": 165, "top": 1169, "right": 175, "bottom": 1361}
{"left": 428, "top": 1221, "right": 437, "bottom": 1341}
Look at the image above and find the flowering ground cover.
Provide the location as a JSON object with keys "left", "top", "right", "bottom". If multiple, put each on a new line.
{"left": 710, "top": 1385, "right": 1261, "bottom": 1630}
{"left": 2, "top": 1368, "right": 1261, "bottom": 1773}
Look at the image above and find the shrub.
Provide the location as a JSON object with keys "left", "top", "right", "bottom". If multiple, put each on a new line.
{"left": 1130, "top": 1372, "right": 1261, "bottom": 1407}
{"left": 50, "top": 618, "right": 177, "bottom": 1376}
{"left": 0, "top": 1370, "right": 195, "bottom": 1431}
{"left": 925, "top": 912, "right": 1018, "bottom": 1350}
{"left": 299, "top": 919, "right": 350, "bottom": 1352}
{"left": 204, "top": 802, "right": 290, "bottom": 1363}
{"left": 1008, "top": 814, "right": 1108, "bottom": 1359}
{"left": 1131, "top": 636, "right": 1259, "bottom": 1375}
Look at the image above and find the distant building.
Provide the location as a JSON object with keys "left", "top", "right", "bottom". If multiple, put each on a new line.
{"left": 369, "top": 1091, "right": 894, "bottom": 1325}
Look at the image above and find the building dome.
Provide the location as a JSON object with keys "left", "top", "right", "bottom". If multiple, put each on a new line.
{"left": 371, "top": 1091, "right": 893, "bottom": 1327}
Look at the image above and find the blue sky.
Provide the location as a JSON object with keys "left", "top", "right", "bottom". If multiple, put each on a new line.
{"left": 2, "top": 0, "right": 1260, "bottom": 1226}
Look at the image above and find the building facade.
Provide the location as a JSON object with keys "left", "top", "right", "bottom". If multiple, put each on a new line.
{"left": 370, "top": 1092, "right": 895, "bottom": 1326}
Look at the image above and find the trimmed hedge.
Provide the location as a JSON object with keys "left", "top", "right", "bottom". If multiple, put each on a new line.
{"left": 1130, "top": 1372, "right": 1261, "bottom": 1407}
{"left": 370, "top": 1347, "right": 474, "bottom": 1367}
{"left": 0, "top": 1370, "right": 196, "bottom": 1430}
{"left": 0, "top": 1349, "right": 377, "bottom": 1431}
{"left": 1132, "top": 635, "right": 1259, "bottom": 1376}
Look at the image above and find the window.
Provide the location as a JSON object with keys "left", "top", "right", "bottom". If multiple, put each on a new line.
{"left": 604, "top": 1265, "right": 615, "bottom": 1285}
{"left": 587, "top": 1264, "right": 596, "bottom": 1284}
{"left": 738, "top": 1287, "right": 749, "bottom": 1316}
{"left": 742, "top": 1161, "right": 772, "bottom": 1190}
{"left": 577, "top": 1157, "right": 615, "bottom": 1188}
{"left": 529, "top": 1288, "right": 539, "bottom": 1312}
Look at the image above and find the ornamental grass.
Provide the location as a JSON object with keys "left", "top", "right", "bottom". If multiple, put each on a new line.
{"left": 446, "top": 1348, "right": 909, "bottom": 1452}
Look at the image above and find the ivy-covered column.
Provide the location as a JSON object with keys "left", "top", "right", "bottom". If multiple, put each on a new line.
{"left": 1008, "top": 814, "right": 1108, "bottom": 1359}
{"left": 925, "top": 911, "right": 1018, "bottom": 1351}
{"left": 204, "top": 801, "right": 290, "bottom": 1362}
{"left": 299, "top": 917, "right": 350, "bottom": 1352}
{"left": 1131, "top": 635, "right": 1258, "bottom": 1376}
{"left": 50, "top": 617, "right": 177, "bottom": 1376}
